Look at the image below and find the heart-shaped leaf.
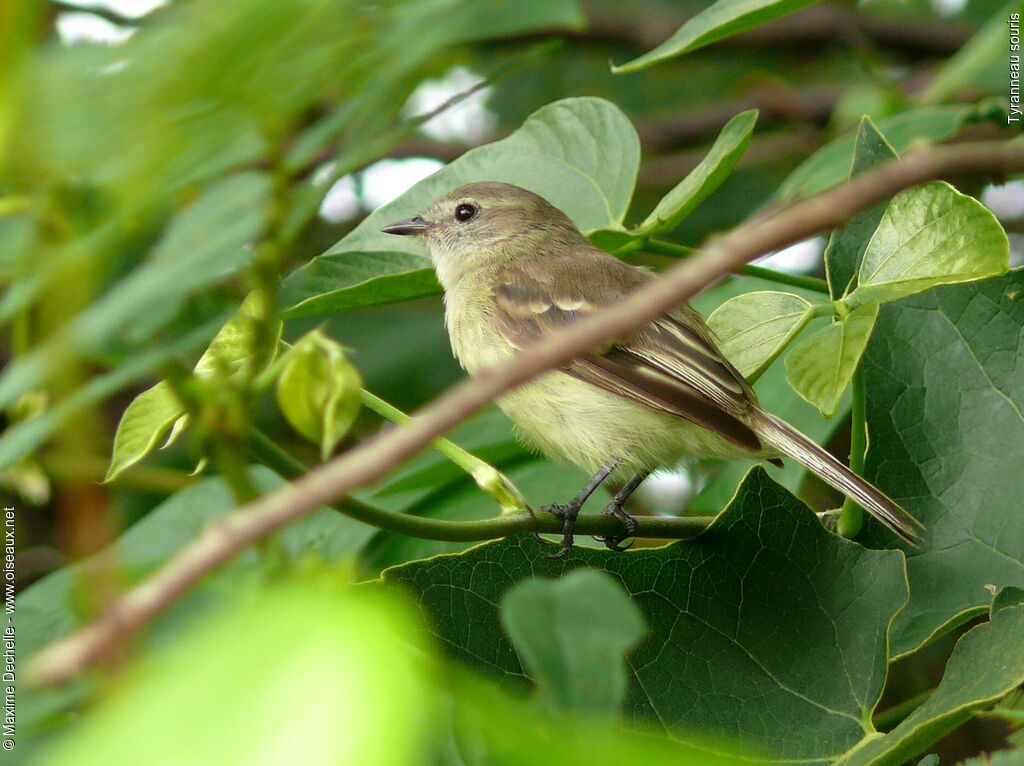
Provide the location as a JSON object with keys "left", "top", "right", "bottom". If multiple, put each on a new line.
{"left": 707, "top": 289, "right": 815, "bottom": 380}
{"left": 849, "top": 182, "right": 1008, "bottom": 305}
{"left": 280, "top": 97, "right": 639, "bottom": 316}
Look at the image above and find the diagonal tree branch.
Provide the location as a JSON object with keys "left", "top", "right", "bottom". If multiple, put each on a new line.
{"left": 27, "top": 138, "right": 1024, "bottom": 687}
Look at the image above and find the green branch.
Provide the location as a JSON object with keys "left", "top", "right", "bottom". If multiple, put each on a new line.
{"left": 644, "top": 238, "right": 830, "bottom": 294}
{"left": 838, "top": 367, "right": 867, "bottom": 538}
{"left": 248, "top": 428, "right": 712, "bottom": 542}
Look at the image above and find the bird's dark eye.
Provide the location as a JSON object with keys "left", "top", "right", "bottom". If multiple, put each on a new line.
{"left": 454, "top": 203, "right": 478, "bottom": 222}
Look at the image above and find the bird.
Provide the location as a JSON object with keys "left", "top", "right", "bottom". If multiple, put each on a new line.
{"left": 382, "top": 181, "right": 920, "bottom": 556}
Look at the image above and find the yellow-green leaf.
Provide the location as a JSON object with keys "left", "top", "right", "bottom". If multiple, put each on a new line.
{"left": 850, "top": 182, "right": 1009, "bottom": 304}
{"left": 104, "top": 382, "right": 184, "bottom": 482}
{"left": 276, "top": 329, "right": 362, "bottom": 460}
{"left": 707, "top": 290, "right": 814, "bottom": 380}
{"left": 785, "top": 301, "right": 880, "bottom": 417}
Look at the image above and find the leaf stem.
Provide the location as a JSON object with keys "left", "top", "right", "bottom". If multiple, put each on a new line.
{"left": 837, "top": 366, "right": 867, "bottom": 538}
{"left": 644, "top": 238, "right": 830, "bottom": 294}
{"left": 359, "top": 389, "right": 529, "bottom": 513}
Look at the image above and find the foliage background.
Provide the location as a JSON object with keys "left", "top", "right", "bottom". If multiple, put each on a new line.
{"left": 2, "top": 0, "right": 1022, "bottom": 764}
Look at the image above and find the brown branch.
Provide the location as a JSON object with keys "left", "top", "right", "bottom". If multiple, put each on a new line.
{"left": 26, "top": 139, "right": 1024, "bottom": 687}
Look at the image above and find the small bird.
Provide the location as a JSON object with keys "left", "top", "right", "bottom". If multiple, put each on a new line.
{"left": 383, "top": 182, "right": 920, "bottom": 555}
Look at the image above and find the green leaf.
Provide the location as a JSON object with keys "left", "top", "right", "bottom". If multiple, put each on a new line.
{"left": 862, "top": 270, "right": 1024, "bottom": 656}
{"left": 611, "top": 0, "right": 823, "bottom": 72}
{"left": 276, "top": 329, "right": 362, "bottom": 459}
{"left": 837, "top": 604, "right": 1024, "bottom": 766}
{"left": 38, "top": 582, "right": 430, "bottom": 766}
{"left": 71, "top": 172, "right": 270, "bottom": 349}
{"left": 706, "top": 290, "right": 814, "bottom": 379}
{"left": 17, "top": 468, "right": 372, "bottom": 753}
{"left": 447, "top": 667, "right": 756, "bottom": 766}
{"left": 633, "top": 109, "right": 758, "bottom": 236}
{"left": 193, "top": 291, "right": 283, "bottom": 379}
{"left": 690, "top": 277, "right": 847, "bottom": 512}
{"left": 785, "top": 301, "right": 879, "bottom": 417}
{"left": 849, "top": 182, "right": 1009, "bottom": 304}
{"left": 777, "top": 107, "right": 970, "bottom": 200}
{"left": 453, "top": 0, "right": 586, "bottom": 42}
{"left": 321, "top": 97, "right": 639, "bottom": 254}
{"left": 499, "top": 570, "right": 646, "bottom": 717}
{"left": 917, "top": 1, "right": 1024, "bottom": 106}
{"left": 384, "top": 468, "right": 909, "bottom": 763}
{"left": 0, "top": 315, "right": 225, "bottom": 472}
{"left": 104, "top": 382, "right": 184, "bottom": 482}
{"left": 824, "top": 117, "right": 899, "bottom": 301}
{"left": 280, "top": 252, "right": 439, "bottom": 319}
{"left": 105, "top": 296, "right": 283, "bottom": 481}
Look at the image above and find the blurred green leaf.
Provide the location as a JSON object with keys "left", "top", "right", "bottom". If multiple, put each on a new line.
{"left": 706, "top": 289, "right": 815, "bottom": 379}
{"left": 777, "top": 107, "right": 970, "bottom": 200}
{"left": 918, "top": 1, "right": 1024, "bottom": 105}
{"left": 104, "top": 382, "right": 183, "bottom": 483}
{"left": 71, "top": 172, "right": 269, "bottom": 346}
{"left": 276, "top": 329, "right": 362, "bottom": 459}
{"left": 785, "top": 301, "right": 879, "bottom": 418}
{"left": 384, "top": 468, "right": 908, "bottom": 762}
{"left": 0, "top": 314, "right": 225, "bottom": 472}
{"left": 862, "top": 270, "right": 1024, "bottom": 656}
{"left": 838, "top": 604, "right": 1024, "bottom": 766}
{"left": 611, "top": 0, "right": 823, "bottom": 72}
{"left": 280, "top": 252, "right": 439, "bottom": 319}
{"left": 453, "top": 0, "right": 585, "bottom": 41}
{"left": 105, "top": 296, "right": 283, "bottom": 481}
{"left": 446, "top": 667, "right": 756, "bottom": 766}
{"left": 824, "top": 117, "right": 899, "bottom": 300}
{"left": 849, "top": 182, "right": 1008, "bottom": 304}
{"left": 500, "top": 569, "right": 646, "bottom": 717}
{"left": 633, "top": 109, "right": 758, "bottom": 235}
{"left": 17, "top": 468, "right": 371, "bottom": 753}
{"left": 38, "top": 582, "right": 430, "bottom": 766}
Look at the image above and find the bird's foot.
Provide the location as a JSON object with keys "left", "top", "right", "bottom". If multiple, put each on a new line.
{"left": 539, "top": 502, "right": 582, "bottom": 559}
{"left": 593, "top": 501, "right": 638, "bottom": 552}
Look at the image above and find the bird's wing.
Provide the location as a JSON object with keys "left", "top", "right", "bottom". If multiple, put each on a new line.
{"left": 491, "top": 274, "right": 764, "bottom": 453}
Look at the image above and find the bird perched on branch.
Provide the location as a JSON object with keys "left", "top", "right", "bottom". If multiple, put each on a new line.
{"left": 383, "top": 182, "right": 920, "bottom": 556}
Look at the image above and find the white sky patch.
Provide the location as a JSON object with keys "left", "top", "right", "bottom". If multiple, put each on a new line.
{"left": 631, "top": 469, "right": 695, "bottom": 514}
{"left": 60, "top": 0, "right": 167, "bottom": 18}
{"left": 56, "top": 11, "right": 135, "bottom": 45}
{"left": 403, "top": 66, "right": 497, "bottom": 144}
{"left": 319, "top": 174, "right": 359, "bottom": 224}
{"left": 982, "top": 181, "right": 1024, "bottom": 221}
{"left": 361, "top": 157, "right": 444, "bottom": 209}
{"left": 753, "top": 236, "right": 825, "bottom": 273}
{"left": 928, "top": 0, "right": 967, "bottom": 17}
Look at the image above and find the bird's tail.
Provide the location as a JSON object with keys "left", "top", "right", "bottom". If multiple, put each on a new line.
{"left": 752, "top": 411, "right": 922, "bottom": 544}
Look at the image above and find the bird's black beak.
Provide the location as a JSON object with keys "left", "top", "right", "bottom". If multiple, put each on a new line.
{"left": 381, "top": 215, "right": 433, "bottom": 236}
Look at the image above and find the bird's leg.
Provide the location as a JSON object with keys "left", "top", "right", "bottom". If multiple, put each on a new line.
{"left": 594, "top": 471, "right": 648, "bottom": 551}
{"left": 539, "top": 456, "right": 622, "bottom": 558}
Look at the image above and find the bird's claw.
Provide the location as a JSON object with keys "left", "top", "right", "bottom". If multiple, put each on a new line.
{"left": 539, "top": 502, "right": 579, "bottom": 559}
{"left": 595, "top": 502, "right": 638, "bottom": 552}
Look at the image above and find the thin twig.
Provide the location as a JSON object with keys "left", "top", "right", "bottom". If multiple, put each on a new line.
{"left": 26, "top": 139, "right": 1024, "bottom": 687}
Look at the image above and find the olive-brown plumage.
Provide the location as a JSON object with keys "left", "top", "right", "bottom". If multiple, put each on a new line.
{"left": 383, "top": 182, "right": 920, "bottom": 553}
